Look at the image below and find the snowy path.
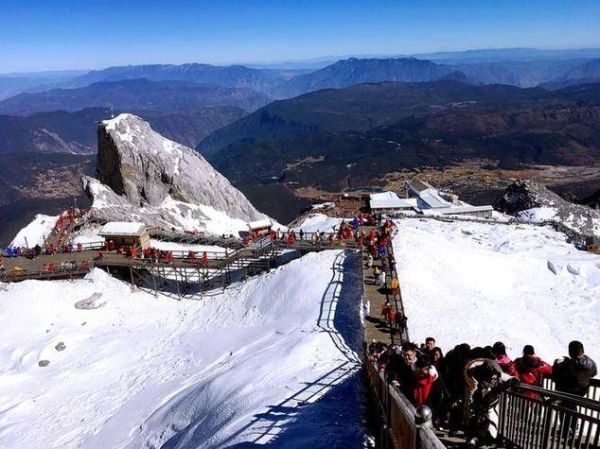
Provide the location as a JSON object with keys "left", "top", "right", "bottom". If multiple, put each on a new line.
{"left": 0, "top": 250, "right": 365, "bottom": 448}
{"left": 393, "top": 219, "right": 600, "bottom": 364}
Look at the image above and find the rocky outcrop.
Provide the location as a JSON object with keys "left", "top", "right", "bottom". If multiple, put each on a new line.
{"left": 95, "top": 114, "right": 264, "bottom": 222}
{"left": 496, "top": 179, "right": 600, "bottom": 237}
{"left": 84, "top": 114, "right": 269, "bottom": 234}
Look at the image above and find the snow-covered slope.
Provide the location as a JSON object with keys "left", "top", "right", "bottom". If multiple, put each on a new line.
{"left": 0, "top": 251, "right": 364, "bottom": 448}
{"left": 10, "top": 213, "right": 57, "bottom": 247}
{"left": 292, "top": 213, "right": 342, "bottom": 233}
{"left": 394, "top": 218, "right": 600, "bottom": 365}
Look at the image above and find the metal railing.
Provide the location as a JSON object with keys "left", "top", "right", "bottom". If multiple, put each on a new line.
{"left": 544, "top": 378, "right": 600, "bottom": 403}
{"left": 498, "top": 383, "right": 600, "bottom": 449}
{"left": 366, "top": 361, "right": 446, "bottom": 449}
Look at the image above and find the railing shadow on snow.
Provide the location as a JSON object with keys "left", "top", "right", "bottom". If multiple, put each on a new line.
{"left": 158, "top": 250, "right": 366, "bottom": 449}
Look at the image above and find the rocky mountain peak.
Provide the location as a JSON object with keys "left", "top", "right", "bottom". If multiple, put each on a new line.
{"left": 96, "top": 113, "right": 263, "bottom": 222}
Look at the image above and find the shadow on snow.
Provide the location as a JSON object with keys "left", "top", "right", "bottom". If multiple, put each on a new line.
{"left": 159, "top": 250, "right": 367, "bottom": 449}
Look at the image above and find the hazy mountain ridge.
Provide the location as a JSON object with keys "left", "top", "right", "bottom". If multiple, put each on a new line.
{"left": 541, "top": 59, "right": 600, "bottom": 89}
{"left": 0, "top": 70, "right": 86, "bottom": 101}
{"left": 0, "top": 79, "right": 270, "bottom": 116}
{"left": 65, "top": 63, "right": 290, "bottom": 94}
{"left": 0, "top": 106, "right": 246, "bottom": 155}
{"left": 273, "top": 57, "right": 468, "bottom": 97}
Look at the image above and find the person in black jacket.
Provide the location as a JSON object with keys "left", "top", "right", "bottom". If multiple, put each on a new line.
{"left": 552, "top": 340, "right": 597, "bottom": 439}
{"left": 553, "top": 340, "right": 597, "bottom": 397}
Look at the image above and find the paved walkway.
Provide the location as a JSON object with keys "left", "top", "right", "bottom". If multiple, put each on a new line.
{"left": 361, "top": 225, "right": 408, "bottom": 347}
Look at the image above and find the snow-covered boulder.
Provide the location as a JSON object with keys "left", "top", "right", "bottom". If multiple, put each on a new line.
{"left": 547, "top": 260, "right": 561, "bottom": 275}
{"left": 83, "top": 114, "right": 271, "bottom": 235}
{"left": 496, "top": 179, "right": 600, "bottom": 238}
{"left": 94, "top": 113, "right": 264, "bottom": 222}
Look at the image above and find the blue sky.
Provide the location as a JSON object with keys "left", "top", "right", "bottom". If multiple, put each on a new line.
{"left": 1, "top": 0, "right": 599, "bottom": 73}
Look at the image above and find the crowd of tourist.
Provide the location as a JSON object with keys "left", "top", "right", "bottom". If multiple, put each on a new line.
{"left": 369, "top": 337, "right": 597, "bottom": 445}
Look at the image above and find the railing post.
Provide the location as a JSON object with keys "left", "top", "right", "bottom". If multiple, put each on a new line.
{"left": 414, "top": 405, "right": 433, "bottom": 448}
{"left": 541, "top": 398, "right": 553, "bottom": 446}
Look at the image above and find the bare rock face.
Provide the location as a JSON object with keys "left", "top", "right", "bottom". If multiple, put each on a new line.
{"left": 496, "top": 179, "right": 600, "bottom": 237}
{"left": 495, "top": 179, "right": 562, "bottom": 213}
{"left": 95, "top": 114, "right": 263, "bottom": 222}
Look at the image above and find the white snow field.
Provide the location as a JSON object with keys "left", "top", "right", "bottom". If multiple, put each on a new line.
{"left": 292, "top": 213, "right": 341, "bottom": 233}
{"left": 0, "top": 251, "right": 365, "bottom": 449}
{"left": 394, "top": 218, "right": 600, "bottom": 365}
{"left": 10, "top": 213, "right": 58, "bottom": 247}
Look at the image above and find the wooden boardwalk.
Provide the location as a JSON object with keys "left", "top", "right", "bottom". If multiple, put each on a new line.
{"left": 361, "top": 225, "right": 409, "bottom": 348}
{"left": 1, "top": 237, "right": 357, "bottom": 291}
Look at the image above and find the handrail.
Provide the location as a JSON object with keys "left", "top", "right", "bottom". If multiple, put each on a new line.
{"left": 366, "top": 361, "right": 446, "bottom": 449}
{"left": 544, "top": 377, "right": 600, "bottom": 402}
{"left": 498, "top": 381, "right": 600, "bottom": 449}
{"left": 516, "top": 383, "right": 600, "bottom": 412}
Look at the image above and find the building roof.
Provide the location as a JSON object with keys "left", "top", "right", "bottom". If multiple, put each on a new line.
{"left": 248, "top": 219, "right": 273, "bottom": 230}
{"left": 418, "top": 188, "right": 452, "bottom": 209}
{"left": 98, "top": 222, "right": 147, "bottom": 237}
{"left": 370, "top": 191, "right": 417, "bottom": 209}
{"left": 422, "top": 205, "right": 494, "bottom": 216}
{"left": 406, "top": 180, "right": 431, "bottom": 194}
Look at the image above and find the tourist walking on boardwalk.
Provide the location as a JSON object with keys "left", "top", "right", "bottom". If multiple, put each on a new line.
{"left": 378, "top": 268, "right": 386, "bottom": 287}
{"left": 394, "top": 312, "right": 407, "bottom": 335}
{"left": 381, "top": 301, "right": 392, "bottom": 323}
{"left": 553, "top": 340, "right": 597, "bottom": 439}
{"left": 390, "top": 277, "right": 400, "bottom": 296}
{"left": 372, "top": 265, "right": 380, "bottom": 284}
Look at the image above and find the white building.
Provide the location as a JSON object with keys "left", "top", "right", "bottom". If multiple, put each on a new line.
{"left": 369, "top": 191, "right": 417, "bottom": 214}
{"left": 404, "top": 181, "right": 494, "bottom": 219}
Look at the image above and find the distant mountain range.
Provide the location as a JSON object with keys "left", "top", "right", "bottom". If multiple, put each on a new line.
{"left": 273, "top": 57, "right": 467, "bottom": 97}
{"left": 0, "top": 70, "right": 86, "bottom": 101}
{"left": 198, "top": 81, "right": 546, "bottom": 157}
{"left": 196, "top": 81, "right": 600, "bottom": 220}
{"left": 2, "top": 51, "right": 600, "bottom": 118}
{"left": 540, "top": 59, "right": 600, "bottom": 89}
{"left": 2, "top": 48, "right": 600, "bottom": 232}
{"left": 63, "top": 63, "right": 295, "bottom": 93}
{"left": 0, "top": 78, "right": 270, "bottom": 116}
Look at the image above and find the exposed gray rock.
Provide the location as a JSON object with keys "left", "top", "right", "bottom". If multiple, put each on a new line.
{"left": 496, "top": 179, "right": 600, "bottom": 238}
{"left": 75, "top": 292, "right": 106, "bottom": 310}
{"left": 94, "top": 114, "right": 263, "bottom": 222}
{"left": 55, "top": 342, "right": 66, "bottom": 351}
{"left": 83, "top": 176, "right": 237, "bottom": 230}
{"left": 38, "top": 360, "right": 50, "bottom": 367}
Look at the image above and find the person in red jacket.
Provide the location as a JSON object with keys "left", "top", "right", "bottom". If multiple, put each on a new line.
{"left": 492, "top": 341, "right": 516, "bottom": 376}
{"left": 413, "top": 359, "right": 439, "bottom": 406}
{"left": 513, "top": 345, "right": 552, "bottom": 395}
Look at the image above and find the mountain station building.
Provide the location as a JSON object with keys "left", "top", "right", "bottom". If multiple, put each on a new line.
{"left": 369, "top": 181, "right": 494, "bottom": 219}
{"left": 98, "top": 222, "right": 151, "bottom": 250}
